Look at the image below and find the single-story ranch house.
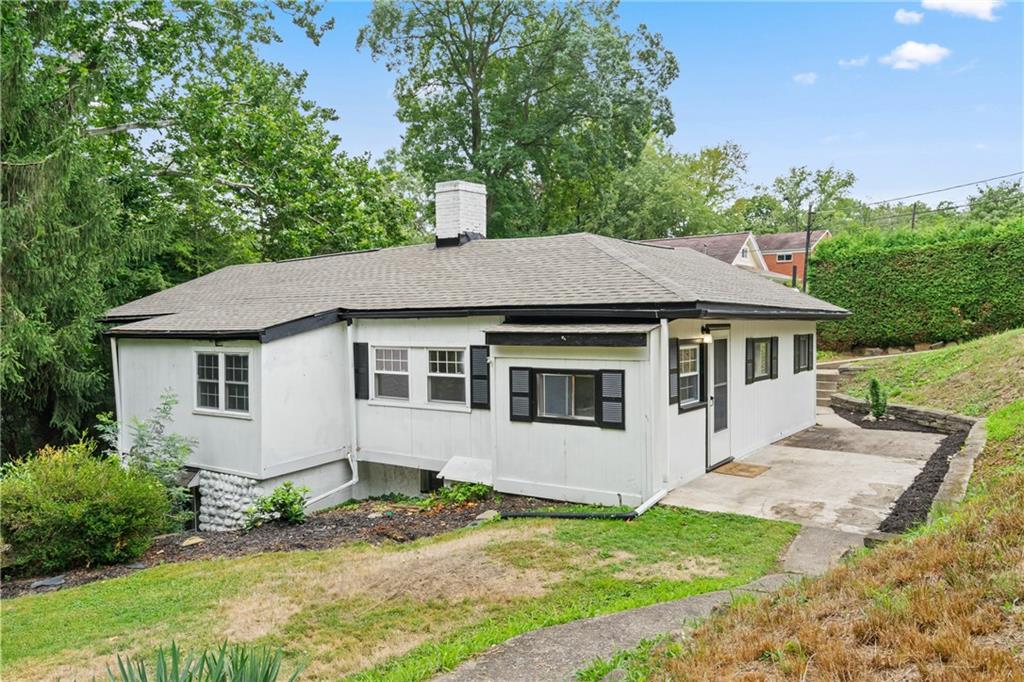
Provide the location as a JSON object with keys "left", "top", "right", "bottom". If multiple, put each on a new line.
{"left": 103, "top": 181, "right": 848, "bottom": 530}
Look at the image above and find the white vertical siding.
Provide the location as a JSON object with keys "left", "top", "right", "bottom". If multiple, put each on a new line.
{"left": 117, "top": 338, "right": 261, "bottom": 477}
{"left": 260, "top": 323, "right": 350, "bottom": 477}
{"left": 492, "top": 346, "right": 650, "bottom": 506}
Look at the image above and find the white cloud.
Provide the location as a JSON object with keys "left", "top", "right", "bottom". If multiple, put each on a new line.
{"left": 895, "top": 8, "right": 924, "bottom": 24}
{"left": 793, "top": 72, "right": 818, "bottom": 85}
{"left": 879, "top": 41, "right": 951, "bottom": 70}
{"left": 838, "top": 55, "right": 869, "bottom": 68}
{"left": 921, "top": 0, "right": 1005, "bottom": 21}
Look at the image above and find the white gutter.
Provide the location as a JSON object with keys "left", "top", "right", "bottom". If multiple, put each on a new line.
{"left": 304, "top": 320, "right": 361, "bottom": 508}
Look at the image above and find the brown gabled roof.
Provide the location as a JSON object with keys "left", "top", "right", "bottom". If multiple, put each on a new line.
{"left": 104, "top": 232, "right": 847, "bottom": 337}
{"left": 757, "top": 230, "right": 831, "bottom": 252}
{"left": 643, "top": 231, "right": 753, "bottom": 264}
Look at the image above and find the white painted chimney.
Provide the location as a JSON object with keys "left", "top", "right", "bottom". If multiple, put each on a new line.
{"left": 434, "top": 180, "right": 486, "bottom": 245}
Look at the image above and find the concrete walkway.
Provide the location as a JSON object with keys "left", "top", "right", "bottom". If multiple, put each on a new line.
{"left": 434, "top": 525, "right": 852, "bottom": 682}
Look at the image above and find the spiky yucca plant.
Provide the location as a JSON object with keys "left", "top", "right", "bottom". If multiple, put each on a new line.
{"left": 107, "top": 642, "right": 302, "bottom": 682}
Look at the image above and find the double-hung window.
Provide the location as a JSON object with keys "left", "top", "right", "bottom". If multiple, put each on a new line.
{"left": 428, "top": 349, "right": 466, "bottom": 403}
{"left": 195, "top": 351, "right": 250, "bottom": 415}
{"left": 536, "top": 372, "right": 596, "bottom": 422}
{"left": 374, "top": 348, "right": 409, "bottom": 400}
{"left": 678, "top": 344, "right": 701, "bottom": 405}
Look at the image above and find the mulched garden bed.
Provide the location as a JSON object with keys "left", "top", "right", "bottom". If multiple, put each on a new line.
{"left": 834, "top": 407, "right": 942, "bottom": 433}
{"left": 2, "top": 494, "right": 565, "bottom": 599}
{"left": 878, "top": 428, "right": 969, "bottom": 533}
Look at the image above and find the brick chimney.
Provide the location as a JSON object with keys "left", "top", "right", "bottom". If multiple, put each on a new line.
{"left": 434, "top": 180, "right": 486, "bottom": 246}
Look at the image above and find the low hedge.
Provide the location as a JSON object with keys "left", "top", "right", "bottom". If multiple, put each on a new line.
{"left": 809, "top": 221, "right": 1024, "bottom": 350}
{"left": 1, "top": 442, "right": 170, "bottom": 576}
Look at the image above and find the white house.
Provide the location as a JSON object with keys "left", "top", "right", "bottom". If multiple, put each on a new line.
{"left": 104, "top": 181, "right": 847, "bottom": 530}
{"left": 645, "top": 231, "right": 770, "bottom": 274}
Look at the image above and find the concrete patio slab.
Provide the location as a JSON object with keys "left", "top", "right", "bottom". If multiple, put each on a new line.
{"left": 815, "top": 405, "right": 859, "bottom": 430}
{"left": 781, "top": 425, "right": 944, "bottom": 460}
{"left": 662, "top": 444, "right": 927, "bottom": 534}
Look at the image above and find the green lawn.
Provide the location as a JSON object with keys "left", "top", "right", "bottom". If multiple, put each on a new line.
{"left": 1, "top": 506, "right": 797, "bottom": 681}
{"left": 839, "top": 328, "right": 1024, "bottom": 416}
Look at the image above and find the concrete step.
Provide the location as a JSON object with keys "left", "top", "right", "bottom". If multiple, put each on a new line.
{"left": 817, "top": 391, "right": 836, "bottom": 401}
{"left": 816, "top": 397, "right": 832, "bottom": 407}
{"left": 816, "top": 368, "right": 840, "bottom": 376}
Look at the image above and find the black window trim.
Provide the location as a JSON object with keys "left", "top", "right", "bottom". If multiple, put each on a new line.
{"left": 746, "top": 336, "right": 778, "bottom": 384}
{"left": 533, "top": 369, "right": 601, "bottom": 428}
{"left": 677, "top": 337, "right": 709, "bottom": 414}
{"left": 794, "top": 333, "right": 815, "bottom": 374}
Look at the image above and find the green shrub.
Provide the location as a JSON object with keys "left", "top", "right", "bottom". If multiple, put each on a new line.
{"left": 97, "top": 391, "right": 197, "bottom": 529}
{"left": 0, "top": 442, "right": 170, "bottom": 576}
{"left": 108, "top": 641, "right": 302, "bottom": 681}
{"left": 809, "top": 219, "right": 1024, "bottom": 349}
{"left": 433, "top": 482, "right": 493, "bottom": 506}
{"left": 245, "top": 481, "right": 309, "bottom": 529}
{"left": 868, "top": 377, "right": 888, "bottom": 418}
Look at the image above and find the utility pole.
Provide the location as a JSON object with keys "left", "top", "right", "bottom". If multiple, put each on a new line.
{"left": 910, "top": 203, "right": 918, "bottom": 229}
{"left": 801, "top": 202, "right": 814, "bottom": 292}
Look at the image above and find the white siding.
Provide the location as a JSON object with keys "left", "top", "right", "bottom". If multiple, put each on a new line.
{"left": 117, "top": 338, "right": 261, "bottom": 477}
{"left": 493, "top": 346, "right": 651, "bottom": 506}
{"left": 352, "top": 317, "right": 500, "bottom": 472}
{"left": 260, "top": 323, "right": 350, "bottom": 478}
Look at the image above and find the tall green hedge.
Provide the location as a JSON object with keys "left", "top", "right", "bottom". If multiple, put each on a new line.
{"left": 809, "top": 221, "right": 1024, "bottom": 350}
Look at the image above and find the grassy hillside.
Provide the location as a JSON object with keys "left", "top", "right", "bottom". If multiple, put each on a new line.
{"left": 840, "top": 328, "right": 1024, "bottom": 417}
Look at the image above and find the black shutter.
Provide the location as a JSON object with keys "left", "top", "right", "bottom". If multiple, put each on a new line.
{"left": 699, "top": 343, "right": 708, "bottom": 402}
{"left": 668, "top": 338, "right": 679, "bottom": 404}
{"left": 745, "top": 338, "right": 754, "bottom": 384}
{"left": 354, "top": 342, "right": 369, "bottom": 399}
{"left": 597, "top": 370, "right": 625, "bottom": 429}
{"left": 810, "top": 334, "right": 816, "bottom": 370}
{"left": 509, "top": 367, "right": 533, "bottom": 421}
{"left": 469, "top": 345, "right": 490, "bottom": 409}
{"left": 794, "top": 334, "right": 801, "bottom": 374}
{"left": 770, "top": 337, "right": 779, "bottom": 379}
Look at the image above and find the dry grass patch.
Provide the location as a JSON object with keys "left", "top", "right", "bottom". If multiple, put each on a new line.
{"left": 640, "top": 400, "right": 1024, "bottom": 680}
{"left": 616, "top": 557, "right": 725, "bottom": 582}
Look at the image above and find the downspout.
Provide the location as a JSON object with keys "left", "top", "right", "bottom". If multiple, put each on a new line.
{"left": 502, "top": 488, "right": 668, "bottom": 521}
{"left": 305, "top": 319, "right": 360, "bottom": 508}
{"left": 660, "top": 319, "right": 671, "bottom": 488}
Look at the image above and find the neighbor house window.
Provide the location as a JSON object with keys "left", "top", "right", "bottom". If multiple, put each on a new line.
{"left": 776, "top": 253, "right": 793, "bottom": 262}
{"left": 428, "top": 349, "right": 466, "bottom": 403}
{"left": 536, "top": 372, "right": 596, "bottom": 421}
{"left": 195, "top": 351, "right": 250, "bottom": 415}
{"left": 374, "top": 347, "right": 409, "bottom": 400}
{"left": 794, "top": 334, "right": 815, "bottom": 373}
{"left": 678, "top": 344, "right": 701, "bottom": 405}
{"left": 740, "top": 247, "right": 749, "bottom": 258}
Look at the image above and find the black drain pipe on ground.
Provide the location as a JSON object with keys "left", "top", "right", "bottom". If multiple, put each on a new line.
{"left": 501, "top": 489, "right": 667, "bottom": 521}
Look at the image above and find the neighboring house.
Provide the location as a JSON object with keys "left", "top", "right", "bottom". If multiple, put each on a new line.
{"left": 104, "top": 181, "right": 847, "bottom": 530}
{"left": 644, "top": 232, "right": 770, "bottom": 275}
{"left": 757, "top": 230, "right": 832, "bottom": 283}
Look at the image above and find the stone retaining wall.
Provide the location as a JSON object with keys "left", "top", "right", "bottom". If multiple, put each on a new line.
{"left": 197, "top": 470, "right": 263, "bottom": 531}
{"left": 929, "top": 419, "right": 987, "bottom": 522}
{"left": 830, "top": 393, "right": 978, "bottom": 434}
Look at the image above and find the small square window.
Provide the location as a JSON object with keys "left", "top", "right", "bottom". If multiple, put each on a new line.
{"left": 374, "top": 348, "right": 409, "bottom": 400}
{"left": 196, "top": 351, "right": 250, "bottom": 415}
{"left": 428, "top": 349, "right": 466, "bottom": 403}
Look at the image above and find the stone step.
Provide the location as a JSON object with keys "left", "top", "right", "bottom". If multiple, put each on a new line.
{"left": 817, "top": 378, "right": 839, "bottom": 388}
{"left": 816, "top": 368, "right": 840, "bottom": 376}
{"left": 816, "top": 397, "right": 832, "bottom": 407}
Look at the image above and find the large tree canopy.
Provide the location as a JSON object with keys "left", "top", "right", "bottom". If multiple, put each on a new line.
{"left": 1, "top": 1, "right": 417, "bottom": 456}
{"left": 358, "top": 0, "right": 678, "bottom": 236}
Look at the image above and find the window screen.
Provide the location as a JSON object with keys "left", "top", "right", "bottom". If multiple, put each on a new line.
{"left": 428, "top": 349, "right": 466, "bottom": 403}
{"left": 536, "top": 372, "right": 596, "bottom": 421}
{"left": 374, "top": 348, "right": 409, "bottom": 399}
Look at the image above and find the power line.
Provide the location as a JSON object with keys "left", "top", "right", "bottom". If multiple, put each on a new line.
{"left": 864, "top": 171, "right": 1023, "bottom": 206}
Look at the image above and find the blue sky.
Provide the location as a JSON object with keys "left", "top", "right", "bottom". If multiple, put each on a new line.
{"left": 262, "top": 1, "right": 1023, "bottom": 205}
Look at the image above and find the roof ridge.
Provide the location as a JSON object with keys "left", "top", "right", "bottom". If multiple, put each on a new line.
{"left": 583, "top": 234, "right": 695, "bottom": 300}
{"left": 647, "top": 230, "right": 752, "bottom": 240}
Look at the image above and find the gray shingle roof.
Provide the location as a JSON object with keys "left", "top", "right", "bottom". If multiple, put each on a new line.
{"left": 105, "top": 233, "right": 847, "bottom": 335}
{"left": 643, "top": 232, "right": 752, "bottom": 264}
{"left": 757, "top": 230, "right": 830, "bottom": 252}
